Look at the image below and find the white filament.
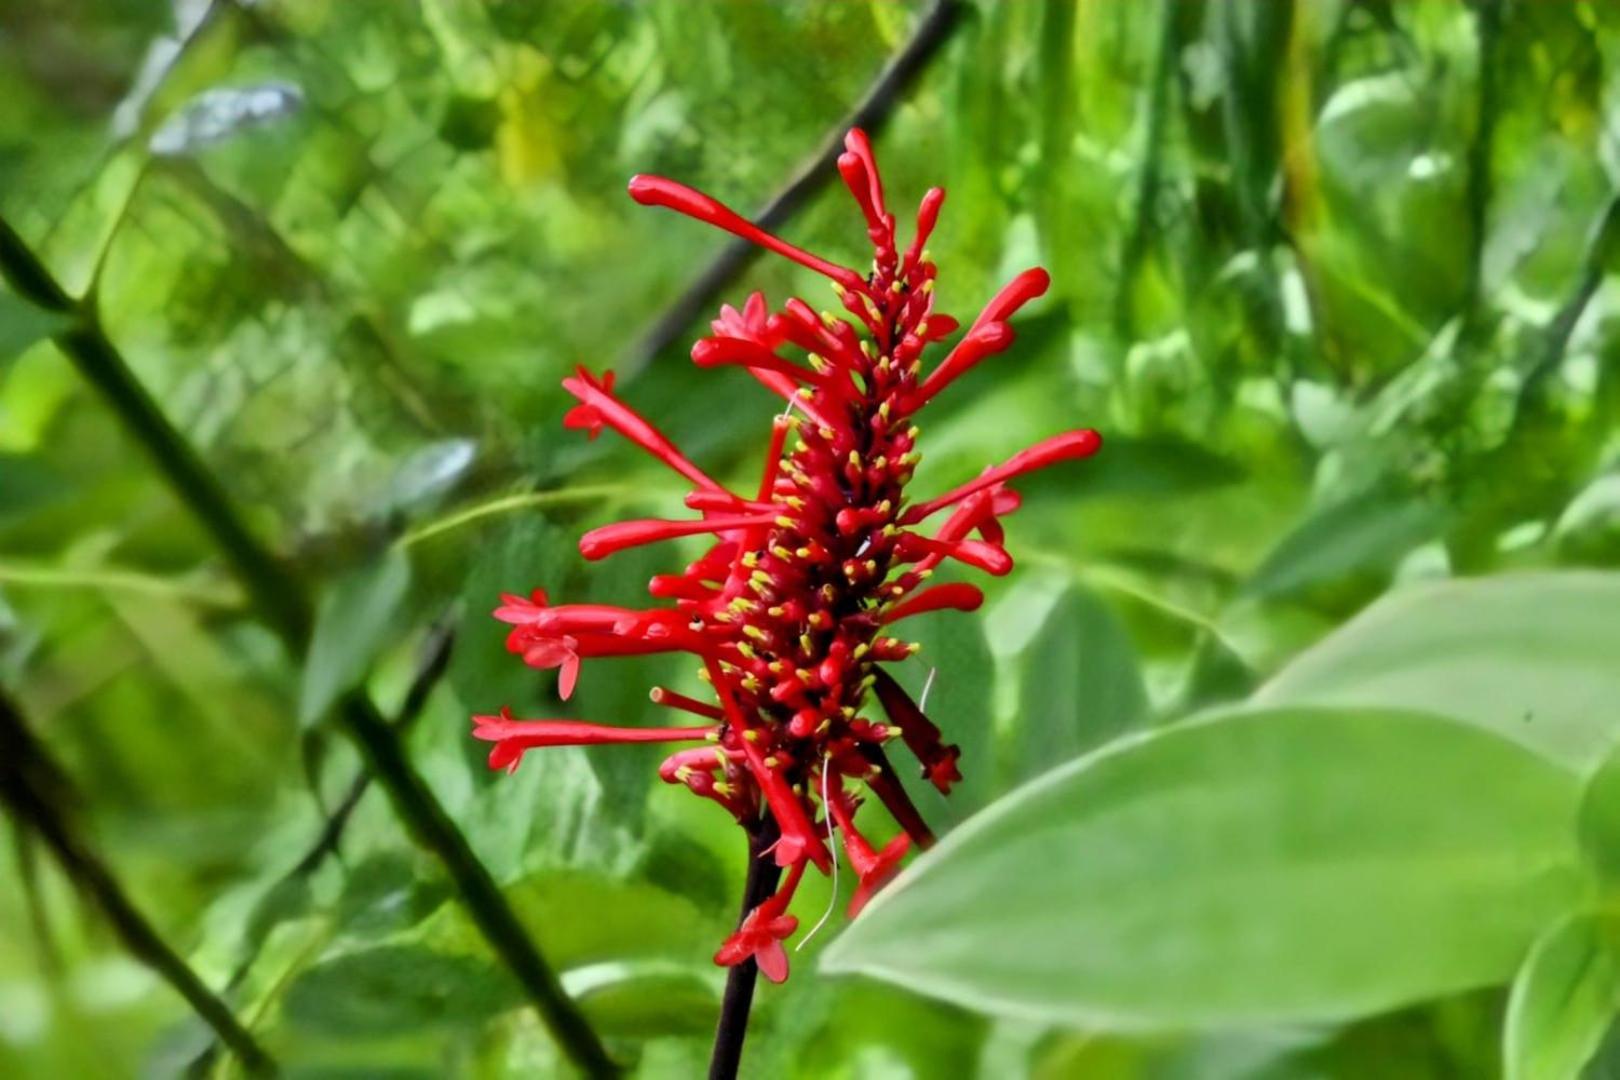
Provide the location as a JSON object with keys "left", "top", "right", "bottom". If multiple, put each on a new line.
{"left": 795, "top": 752, "right": 840, "bottom": 951}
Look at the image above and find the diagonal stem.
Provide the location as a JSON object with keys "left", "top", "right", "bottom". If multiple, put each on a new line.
{"left": 0, "top": 689, "right": 275, "bottom": 1075}
{"left": 0, "top": 215, "right": 620, "bottom": 1078}
{"left": 621, "top": 0, "right": 965, "bottom": 372}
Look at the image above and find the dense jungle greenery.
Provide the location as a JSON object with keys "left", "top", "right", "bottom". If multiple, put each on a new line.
{"left": 5, "top": 1, "right": 1620, "bottom": 1077}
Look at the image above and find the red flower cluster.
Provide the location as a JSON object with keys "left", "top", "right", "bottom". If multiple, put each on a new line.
{"left": 474, "top": 129, "right": 1100, "bottom": 982}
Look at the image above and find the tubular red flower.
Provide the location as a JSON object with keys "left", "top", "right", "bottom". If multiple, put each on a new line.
{"left": 476, "top": 127, "right": 1100, "bottom": 983}
{"left": 911, "top": 320, "right": 1016, "bottom": 407}
{"left": 881, "top": 582, "right": 985, "bottom": 623}
{"left": 970, "top": 266, "right": 1052, "bottom": 331}
{"left": 472, "top": 709, "right": 716, "bottom": 773}
{"left": 692, "top": 336, "right": 827, "bottom": 386}
{"left": 902, "top": 428, "right": 1104, "bottom": 524}
{"left": 579, "top": 514, "right": 779, "bottom": 561}
{"left": 628, "top": 175, "right": 867, "bottom": 291}
{"left": 562, "top": 366, "right": 721, "bottom": 491}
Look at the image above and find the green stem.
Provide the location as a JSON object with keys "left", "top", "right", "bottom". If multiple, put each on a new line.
{"left": 0, "top": 689, "right": 275, "bottom": 1075}
{"left": 0, "top": 214, "right": 620, "bottom": 1078}
{"left": 1113, "top": 0, "right": 1179, "bottom": 341}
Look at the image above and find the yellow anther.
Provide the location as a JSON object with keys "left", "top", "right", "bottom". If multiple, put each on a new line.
{"left": 744, "top": 729, "right": 760, "bottom": 742}
{"left": 675, "top": 765, "right": 693, "bottom": 782}
{"left": 852, "top": 642, "right": 870, "bottom": 660}
{"left": 800, "top": 633, "right": 815, "bottom": 654}
{"left": 743, "top": 624, "right": 767, "bottom": 641}
{"left": 775, "top": 515, "right": 794, "bottom": 528}
{"left": 736, "top": 642, "right": 757, "bottom": 660}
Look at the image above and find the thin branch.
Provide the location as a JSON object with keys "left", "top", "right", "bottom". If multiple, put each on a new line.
{"left": 0, "top": 215, "right": 621, "bottom": 1078}
{"left": 619, "top": 0, "right": 965, "bottom": 373}
{"left": 1514, "top": 193, "right": 1620, "bottom": 418}
{"left": 708, "top": 815, "right": 783, "bottom": 1080}
{"left": 0, "top": 688, "right": 275, "bottom": 1075}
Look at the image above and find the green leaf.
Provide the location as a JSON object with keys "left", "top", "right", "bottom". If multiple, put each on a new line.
{"left": 282, "top": 945, "right": 520, "bottom": 1035}
{"left": 0, "top": 290, "right": 68, "bottom": 368}
{"left": 299, "top": 548, "right": 413, "bottom": 727}
{"left": 821, "top": 706, "right": 1586, "bottom": 1029}
{"left": 1504, "top": 912, "right": 1620, "bottom": 1080}
{"left": 1244, "top": 488, "right": 1446, "bottom": 599}
{"left": 1012, "top": 586, "right": 1148, "bottom": 783}
{"left": 886, "top": 574, "right": 997, "bottom": 824}
{"left": 1255, "top": 572, "right": 1620, "bottom": 774}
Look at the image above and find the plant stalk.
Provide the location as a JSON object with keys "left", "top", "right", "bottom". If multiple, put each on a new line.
{"left": 709, "top": 814, "right": 784, "bottom": 1080}
{"left": 0, "top": 690, "right": 275, "bottom": 1075}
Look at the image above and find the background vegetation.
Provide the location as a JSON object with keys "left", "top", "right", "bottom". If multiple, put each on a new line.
{"left": 4, "top": 0, "right": 1620, "bottom": 1076}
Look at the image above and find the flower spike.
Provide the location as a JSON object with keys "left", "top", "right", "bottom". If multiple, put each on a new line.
{"left": 476, "top": 128, "right": 1102, "bottom": 981}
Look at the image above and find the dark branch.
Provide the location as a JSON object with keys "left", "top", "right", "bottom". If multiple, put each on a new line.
{"left": 708, "top": 815, "right": 784, "bottom": 1080}
{"left": 619, "top": 0, "right": 965, "bottom": 373}
{"left": 0, "top": 689, "right": 275, "bottom": 1075}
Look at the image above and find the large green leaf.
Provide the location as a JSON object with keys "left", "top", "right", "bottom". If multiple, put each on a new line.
{"left": 1254, "top": 572, "right": 1620, "bottom": 774}
{"left": 821, "top": 706, "right": 1586, "bottom": 1029}
{"left": 1504, "top": 912, "right": 1620, "bottom": 1080}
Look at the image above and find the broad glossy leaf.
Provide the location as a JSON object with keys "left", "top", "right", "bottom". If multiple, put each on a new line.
{"left": 299, "top": 548, "right": 413, "bottom": 728}
{"left": 822, "top": 706, "right": 1585, "bottom": 1029}
{"left": 1504, "top": 913, "right": 1620, "bottom": 1080}
{"left": 1255, "top": 572, "right": 1620, "bottom": 773}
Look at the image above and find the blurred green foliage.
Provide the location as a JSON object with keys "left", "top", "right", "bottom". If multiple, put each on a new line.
{"left": 4, "top": 0, "right": 1620, "bottom": 1076}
